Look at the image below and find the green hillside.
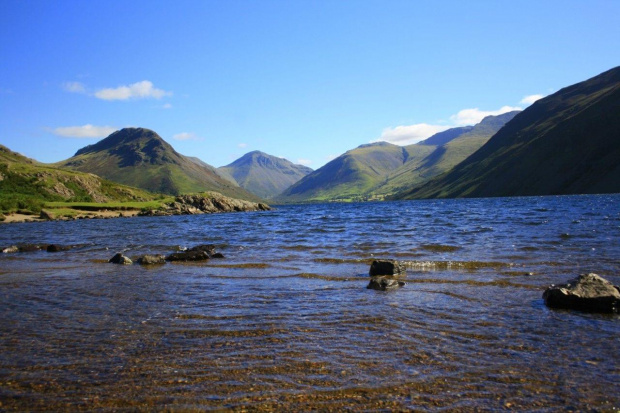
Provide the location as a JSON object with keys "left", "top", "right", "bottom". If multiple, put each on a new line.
{"left": 373, "top": 111, "right": 520, "bottom": 197}
{"left": 57, "top": 128, "right": 261, "bottom": 201}
{"left": 218, "top": 151, "right": 313, "bottom": 199}
{"left": 398, "top": 66, "right": 620, "bottom": 199}
{"left": 275, "top": 142, "right": 409, "bottom": 202}
{"left": 0, "top": 144, "right": 155, "bottom": 214}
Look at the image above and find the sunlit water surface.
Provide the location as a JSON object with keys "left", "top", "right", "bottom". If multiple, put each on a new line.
{"left": 1, "top": 195, "right": 619, "bottom": 411}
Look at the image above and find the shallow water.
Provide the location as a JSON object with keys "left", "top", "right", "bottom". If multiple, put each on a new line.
{"left": 1, "top": 195, "right": 619, "bottom": 411}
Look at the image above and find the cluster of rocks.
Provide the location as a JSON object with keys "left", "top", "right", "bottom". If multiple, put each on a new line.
{"left": 109, "top": 244, "right": 225, "bottom": 266}
{"left": 367, "top": 259, "right": 619, "bottom": 314}
{"left": 2, "top": 244, "right": 74, "bottom": 253}
{"left": 138, "top": 193, "right": 270, "bottom": 217}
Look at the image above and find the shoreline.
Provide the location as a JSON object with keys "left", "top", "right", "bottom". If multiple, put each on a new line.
{"left": 1, "top": 209, "right": 141, "bottom": 224}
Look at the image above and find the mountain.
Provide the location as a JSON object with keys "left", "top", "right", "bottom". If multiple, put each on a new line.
{"left": 397, "top": 66, "right": 620, "bottom": 199}
{"left": 275, "top": 112, "right": 518, "bottom": 203}
{"left": 0, "top": 144, "right": 154, "bottom": 213}
{"left": 57, "top": 128, "right": 260, "bottom": 201}
{"left": 218, "top": 151, "right": 313, "bottom": 199}
{"left": 275, "top": 142, "right": 411, "bottom": 202}
{"left": 373, "top": 111, "right": 520, "bottom": 197}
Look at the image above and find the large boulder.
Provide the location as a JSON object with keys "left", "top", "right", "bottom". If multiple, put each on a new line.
{"left": 367, "top": 276, "right": 405, "bottom": 291}
{"left": 188, "top": 244, "right": 216, "bottom": 255}
{"left": 109, "top": 253, "right": 133, "bottom": 265}
{"left": 543, "top": 273, "right": 620, "bottom": 313}
{"left": 369, "top": 259, "right": 406, "bottom": 277}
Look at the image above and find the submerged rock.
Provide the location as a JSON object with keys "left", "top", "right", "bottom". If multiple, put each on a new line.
{"left": 18, "top": 244, "right": 47, "bottom": 252}
{"left": 166, "top": 250, "right": 210, "bottom": 262}
{"left": 369, "top": 259, "right": 406, "bottom": 277}
{"left": 109, "top": 253, "right": 133, "bottom": 265}
{"left": 367, "top": 276, "right": 405, "bottom": 291}
{"left": 188, "top": 244, "right": 216, "bottom": 255}
{"left": 136, "top": 254, "right": 166, "bottom": 265}
{"left": 46, "top": 244, "right": 72, "bottom": 252}
{"left": 543, "top": 273, "right": 620, "bottom": 313}
{"left": 211, "top": 252, "right": 225, "bottom": 259}
{"left": 2, "top": 245, "right": 18, "bottom": 253}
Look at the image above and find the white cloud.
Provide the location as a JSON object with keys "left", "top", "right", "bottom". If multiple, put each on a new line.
{"left": 450, "top": 106, "right": 522, "bottom": 126}
{"left": 52, "top": 124, "right": 117, "bottom": 138}
{"left": 62, "top": 81, "right": 86, "bottom": 94}
{"left": 378, "top": 123, "right": 451, "bottom": 146}
{"left": 172, "top": 132, "right": 202, "bottom": 141}
{"left": 520, "top": 94, "right": 545, "bottom": 105}
{"left": 162, "top": 103, "right": 173, "bottom": 109}
{"left": 94, "top": 80, "right": 171, "bottom": 101}
{"left": 238, "top": 143, "right": 247, "bottom": 148}
{"left": 297, "top": 159, "right": 313, "bottom": 166}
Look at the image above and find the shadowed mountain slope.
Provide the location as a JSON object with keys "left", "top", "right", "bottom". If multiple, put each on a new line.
{"left": 57, "top": 128, "right": 260, "bottom": 201}
{"left": 218, "top": 151, "right": 313, "bottom": 199}
{"left": 397, "top": 66, "right": 620, "bottom": 199}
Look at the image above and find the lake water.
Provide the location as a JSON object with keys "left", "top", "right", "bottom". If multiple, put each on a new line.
{"left": 1, "top": 195, "right": 619, "bottom": 411}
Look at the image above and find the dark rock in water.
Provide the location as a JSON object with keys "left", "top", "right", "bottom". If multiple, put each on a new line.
{"left": 166, "top": 250, "right": 210, "bottom": 262}
{"left": 367, "top": 276, "right": 405, "bottom": 291}
{"left": 47, "top": 244, "right": 72, "bottom": 252}
{"left": 543, "top": 273, "right": 620, "bottom": 313}
{"left": 18, "top": 244, "right": 46, "bottom": 253}
{"left": 136, "top": 255, "right": 166, "bottom": 265}
{"left": 188, "top": 244, "right": 216, "bottom": 255}
{"left": 369, "top": 259, "right": 406, "bottom": 277}
{"left": 2, "top": 245, "right": 18, "bottom": 253}
{"left": 109, "top": 253, "right": 133, "bottom": 265}
{"left": 211, "top": 252, "right": 225, "bottom": 259}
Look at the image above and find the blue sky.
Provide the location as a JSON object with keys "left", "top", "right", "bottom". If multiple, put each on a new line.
{"left": 1, "top": 0, "right": 618, "bottom": 168}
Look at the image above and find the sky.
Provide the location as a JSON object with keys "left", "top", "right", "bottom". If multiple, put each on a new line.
{"left": 1, "top": 0, "right": 619, "bottom": 169}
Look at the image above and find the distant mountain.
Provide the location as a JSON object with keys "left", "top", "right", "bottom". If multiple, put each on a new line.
{"left": 397, "top": 66, "right": 620, "bottom": 199}
{"left": 274, "top": 112, "right": 518, "bottom": 203}
{"left": 0, "top": 144, "right": 154, "bottom": 213}
{"left": 374, "top": 111, "right": 520, "bottom": 197}
{"left": 275, "top": 142, "right": 411, "bottom": 202}
{"left": 57, "top": 128, "right": 260, "bottom": 201}
{"left": 218, "top": 151, "right": 313, "bottom": 199}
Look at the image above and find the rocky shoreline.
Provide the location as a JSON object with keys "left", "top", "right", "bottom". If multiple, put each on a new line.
{"left": 0, "top": 192, "right": 270, "bottom": 224}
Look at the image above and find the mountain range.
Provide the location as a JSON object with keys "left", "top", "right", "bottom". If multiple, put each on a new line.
{"left": 397, "top": 65, "right": 620, "bottom": 199}
{"left": 2, "top": 66, "right": 618, "bottom": 211}
{"left": 275, "top": 111, "right": 519, "bottom": 202}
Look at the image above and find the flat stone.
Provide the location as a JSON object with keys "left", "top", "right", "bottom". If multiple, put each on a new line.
{"left": 136, "top": 254, "right": 166, "bottom": 265}
{"left": 166, "top": 250, "right": 210, "bottom": 262}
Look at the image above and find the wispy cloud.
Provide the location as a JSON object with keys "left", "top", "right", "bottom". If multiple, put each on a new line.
{"left": 449, "top": 106, "right": 521, "bottom": 126}
{"left": 95, "top": 80, "right": 171, "bottom": 101}
{"left": 162, "top": 103, "right": 173, "bottom": 109}
{"left": 172, "top": 132, "right": 203, "bottom": 141}
{"left": 62, "top": 81, "right": 86, "bottom": 94}
{"left": 378, "top": 123, "right": 451, "bottom": 146}
{"left": 297, "top": 159, "right": 313, "bottom": 166}
{"left": 520, "top": 94, "right": 545, "bottom": 105}
{"left": 238, "top": 143, "right": 248, "bottom": 148}
{"left": 52, "top": 124, "right": 117, "bottom": 138}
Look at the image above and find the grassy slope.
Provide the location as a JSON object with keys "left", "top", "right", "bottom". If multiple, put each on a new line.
{"left": 275, "top": 142, "right": 408, "bottom": 202}
{"left": 218, "top": 151, "right": 313, "bottom": 199}
{"left": 399, "top": 66, "right": 620, "bottom": 199}
{"left": 0, "top": 144, "right": 157, "bottom": 214}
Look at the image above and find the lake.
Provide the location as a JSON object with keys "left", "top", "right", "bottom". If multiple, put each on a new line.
{"left": 1, "top": 195, "right": 619, "bottom": 411}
